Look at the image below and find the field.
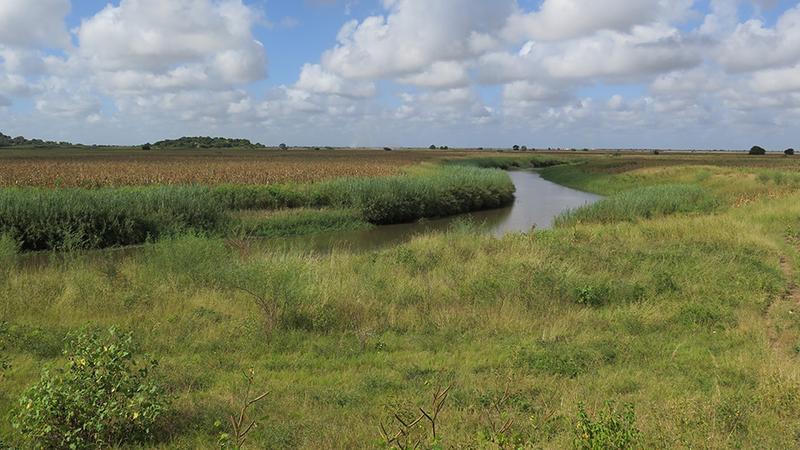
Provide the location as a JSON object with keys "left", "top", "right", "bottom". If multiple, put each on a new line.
{"left": 0, "top": 148, "right": 471, "bottom": 187}
{"left": 3, "top": 149, "right": 800, "bottom": 448}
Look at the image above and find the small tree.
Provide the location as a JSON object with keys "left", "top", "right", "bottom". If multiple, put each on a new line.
{"left": 429, "top": 145, "right": 437, "bottom": 150}
{"left": 785, "top": 148, "right": 795, "bottom": 156}
{"left": 383, "top": 147, "right": 393, "bottom": 151}
{"left": 749, "top": 146, "right": 767, "bottom": 155}
{"left": 521, "top": 145, "right": 528, "bottom": 151}
{"left": 13, "top": 328, "right": 168, "bottom": 449}
{"left": 513, "top": 145, "right": 520, "bottom": 151}
{"left": 141, "top": 143, "right": 152, "bottom": 150}
{"left": 278, "top": 143, "right": 288, "bottom": 150}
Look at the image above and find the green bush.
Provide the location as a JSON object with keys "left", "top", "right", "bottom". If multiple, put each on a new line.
{"left": 749, "top": 146, "right": 766, "bottom": 155}
{"left": 785, "top": 148, "right": 795, "bottom": 156}
{"left": 574, "top": 402, "right": 640, "bottom": 449}
{"left": 556, "top": 184, "right": 719, "bottom": 226}
{"left": 12, "top": 327, "right": 168, "bottom": 449}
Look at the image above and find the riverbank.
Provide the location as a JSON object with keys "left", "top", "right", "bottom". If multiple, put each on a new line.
{"left": 0, "top": 163, "right": 521, "bottom": 251}
{"left": 3, "top": 152, "right": 800, "bottom": 448}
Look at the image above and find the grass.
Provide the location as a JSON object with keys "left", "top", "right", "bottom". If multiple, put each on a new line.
{"left": 0, "top": 165, "right": 516, "bottom": 251}
{"left": 2, "top": 152, "right": 800, "bottom": 447}
{"left": 555, "top": 184, "right": 720, "bottom": 226}
{"left": 234, "top": 208, "right": 371, "bottom": 238}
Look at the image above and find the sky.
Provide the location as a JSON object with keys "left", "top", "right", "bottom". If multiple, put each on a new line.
{"left": 1, "top": 0, "right": 800, "bottom": 149}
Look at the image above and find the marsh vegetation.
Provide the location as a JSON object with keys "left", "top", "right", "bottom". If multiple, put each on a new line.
{"left": 2, "top": 149, "right": 800, "bottom": 448}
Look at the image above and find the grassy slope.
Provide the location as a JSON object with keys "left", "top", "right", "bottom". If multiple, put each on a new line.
{"left": 3, "top": 154, "right": 800, "bottom": 448}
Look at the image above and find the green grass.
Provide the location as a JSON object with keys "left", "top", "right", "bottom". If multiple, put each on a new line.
{"left": 555, "top": 184, "right": 720, "bottom": 227}
{"left": 234, "top": 208, "right": 371, "bottom": 238}
{"left": 3, "top": 153, "right": 800, "bottom": 448}
{"left": 0, "top": 165, "right": 515, "bottom": 251}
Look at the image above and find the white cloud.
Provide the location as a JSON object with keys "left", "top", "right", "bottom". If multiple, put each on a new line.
{"left": 296, "top": 63, "right": 376, "bottom": 98}
{"left": 0, "top": 0, "right": 71, "bottom": 49}
{"left": 503, "top": 0, "right": 693, "bottom": 41}
{"left": 397, "top": 61, "right": 471, "bottom": 89}
{"left": 717, "top": 5, "right": 800, "bottom": 72}
{"left": 321, "top": 0, "right": 515, "bottom": 80}
{"left": 751, "top": 65, "right": 800, "bottom": 93}
{"left": 76, "top": 0, "right": 267, "bottom": 93}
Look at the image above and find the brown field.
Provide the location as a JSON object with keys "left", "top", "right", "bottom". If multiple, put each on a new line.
{"left": 2, "top": 147, "right": 799, "bottom": 188}
{"left": 0, "top": 147, "right": 474, "bottom": 187}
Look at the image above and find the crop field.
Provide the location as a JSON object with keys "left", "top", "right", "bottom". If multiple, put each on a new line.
{"left": 3, "top": 150, "right": 800, "bottom": 449}
{"left": 0, "top": 148, "right": 475, "bottom": 187}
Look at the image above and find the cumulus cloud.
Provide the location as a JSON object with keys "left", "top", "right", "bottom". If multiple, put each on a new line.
{"left": 296, "top": 63, "right": 376, "bottom": 98}
{"left": 0, "top": 0, "right": 71, "bottom": 49}
{"left": 76, "top": 0, "right": 267, "bottom": 93}
{"left": 503, "top": 0, "right": 693, "bottom": 41}
{"left": 322, "top": 0, "right": 514, "bottom": 80}
{"left": 717, "top": 5, "right": 800, "bottom": 72}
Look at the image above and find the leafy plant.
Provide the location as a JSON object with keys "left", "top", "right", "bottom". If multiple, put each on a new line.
{"left": 12, "top": 327, "right": 168, "bottom": 449}
{"left": 574, "top": 402, "right": 640, "bottom": 450}
{"left": 749, "top": 146, "right": 767, "bottom": 155}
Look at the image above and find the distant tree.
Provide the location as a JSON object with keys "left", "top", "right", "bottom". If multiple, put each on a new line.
{"left": 785, "top": 148, "right": 795, "bottom": 156}
{"left": 278, "top": 143, "right": 288, "bottom": 150}
{"left": 141, "top": 143, "right": 152, "bottom": 151}
{"left": 653, "top": 150, "right": 660, "bottom": 155}
{"left": 749, "top": 146, "right": 767, "bottom": 155}
{"left": 521, "top": 145, "right": 528, "bottom": 151}
{"left": 513, "top": 145, "right": 520, "bottom": 151}
{"left": 383, "top": 147, "right": 393, "bottom": 151}
{"left": 440, "top": 145, "right": 449, "bottom": 150}
{"left": 429, "top": 145, "right": 437, "bottom": 150}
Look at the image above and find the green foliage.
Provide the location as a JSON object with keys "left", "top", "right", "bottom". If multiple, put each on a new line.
{"left": 0, "top": 233, "right": 17, "bottom": 267}
{"left": 312, "top": 166, "right": 515, "bottom": 224}
{"left": 556, "top": 184, "right": 719, "bottom": 226}
{"left": 236, "top": 208, "right": 371, "bottom": 238}
{"left": 0, "top": 186, "right": 229, "bottom": 251}
{"left": 12, "top": 327, "right": 168, "bottom": 449}
{"left": 0, "top": 166, "right": 515, "bottom": 250}
{"left": 445, "top": 155, "right": 564, "bottom": 170}
{"left": 749, "top": 146, "right": 767, "bottom": 155}
{"left": 786, "top": 148, "right": 795, "bottom": 156}
{"left": 152, "top": 136, "right": 265, "bottom": 149}
{"left": 0, "top": 132, "right": 72, "bottom": 148}
{"left": 0, "top": 321, "right": 9, "bottom": 375}
{"left": 576, "top": 285, "right": 610, "bottom": 307}
{"left": 574, "top": 402, "right": 640, "bottom": 450}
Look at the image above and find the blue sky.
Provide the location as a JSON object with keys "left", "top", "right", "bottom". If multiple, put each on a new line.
{"left": 2, "top": 0, "right": 800, "bottom": 149}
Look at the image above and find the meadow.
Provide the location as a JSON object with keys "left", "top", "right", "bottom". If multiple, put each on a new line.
{"left": 2, "top": 149, "right": 800, "bottom": 448}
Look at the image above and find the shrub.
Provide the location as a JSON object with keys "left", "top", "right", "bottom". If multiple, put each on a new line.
{"left": 141, "top": 143, "right": 152, "bottom": 151}
{"left": 786, "top": 148, "right": 795, "bottom": 156}
{"left": 383, "top": 147, "right": 393, "bottom": 151}
{"left": 12, "top": 327, "right": 169, "bottom": 449}
{"left": 574, "top": 402, "right": 640, "bottom": 449}
{"left": 429, "top": 145, "right": 437, "bottom": 150}
{"left": 749, "top": 146, "right": 766, "bottom": 155}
